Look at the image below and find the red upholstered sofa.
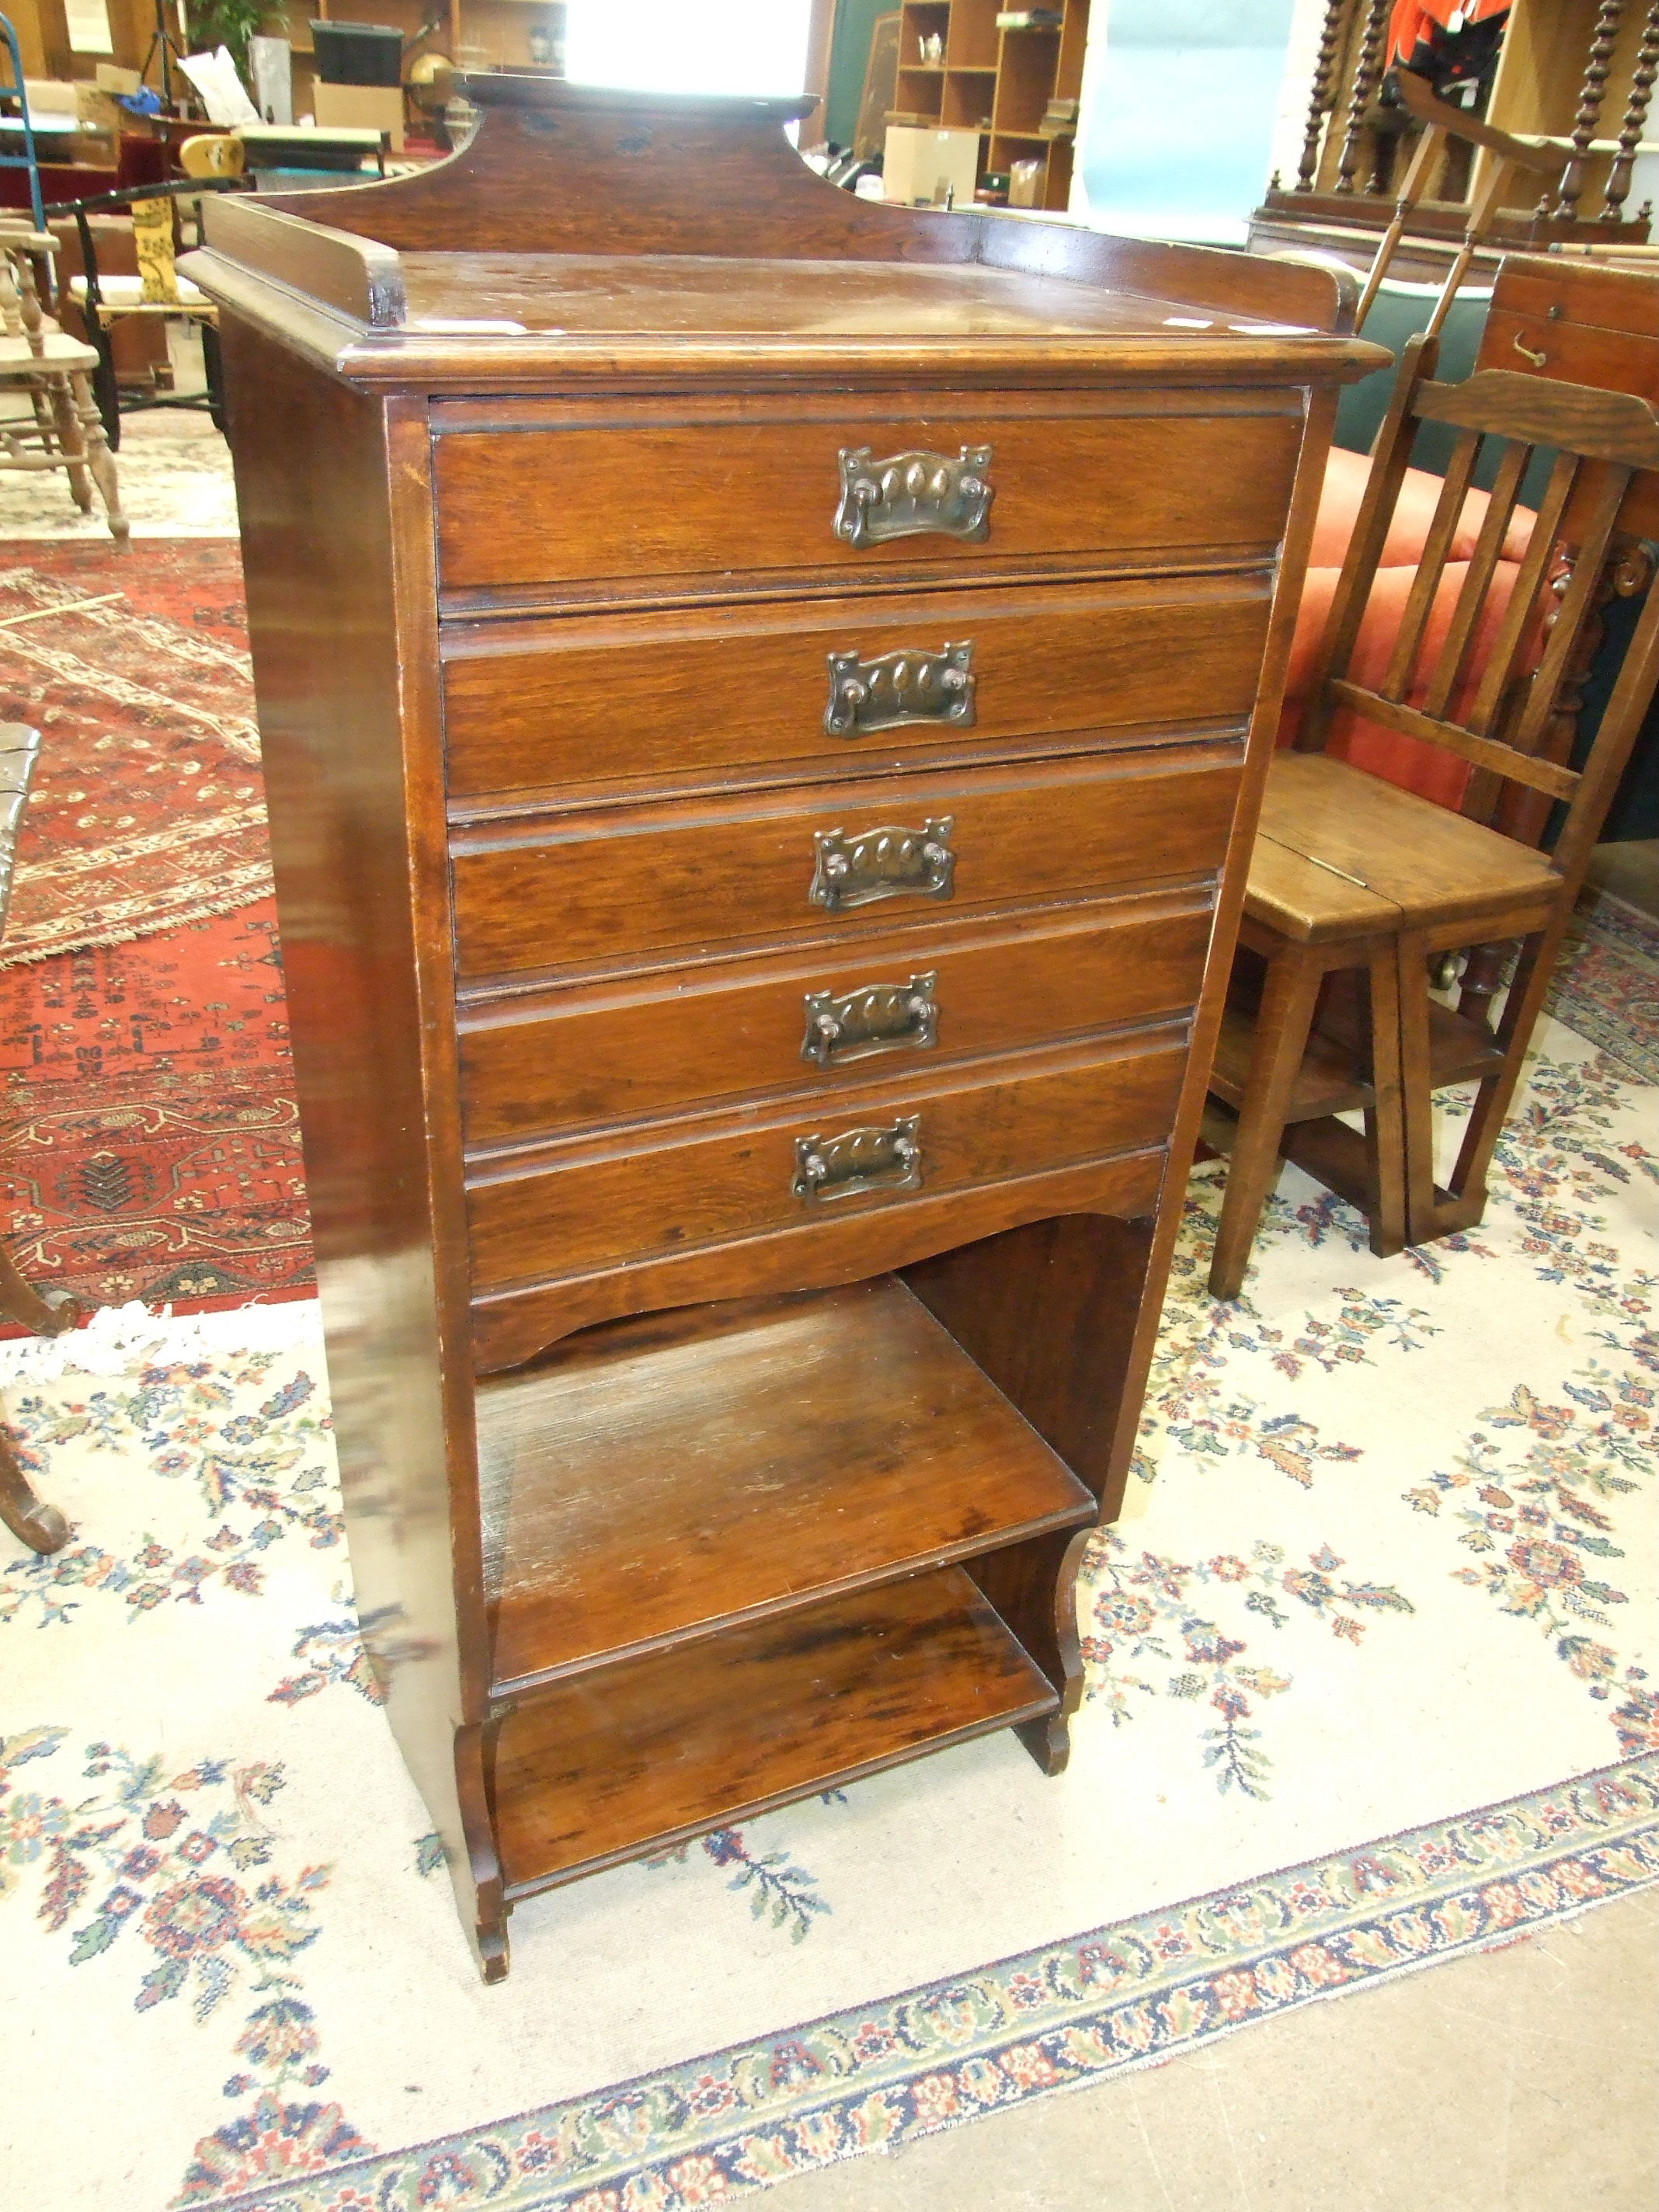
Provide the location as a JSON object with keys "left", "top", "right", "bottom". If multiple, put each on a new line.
{"left": 1280, "top": 444, "right": 1537, "bottom": 811}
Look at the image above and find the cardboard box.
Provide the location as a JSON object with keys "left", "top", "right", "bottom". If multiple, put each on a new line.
{"left": 882, "top": 125, "right": 980, "bottom": 209}
{"left": 311, "top": 79, "right": 405, "bottom": 154}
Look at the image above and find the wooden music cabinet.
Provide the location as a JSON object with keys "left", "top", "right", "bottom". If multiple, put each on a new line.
{"left": 187, "top": 77, "right": 1379, "bottom": 1981}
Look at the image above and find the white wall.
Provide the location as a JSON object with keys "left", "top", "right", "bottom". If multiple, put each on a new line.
{"left": 564, "top": 0, "right": 814, "bottom": 98}
{"left": 1073, "top": 0, "right": 1309, "bottom": 242}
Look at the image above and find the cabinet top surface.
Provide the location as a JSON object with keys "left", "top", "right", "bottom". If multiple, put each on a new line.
{"left": 186, "top": 75, "right": 1385, "bottom": 387}
{"left": 396, "top": 249, "right": 1318, "bottom": 343}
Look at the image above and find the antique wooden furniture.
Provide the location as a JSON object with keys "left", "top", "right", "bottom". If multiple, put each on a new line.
{"left": 0, "top": 722, "right": 78, "bottom": 1557}
{"left": 1206, "top": 350, "right": 1659, "bottom": 1299}
{"left": 186, "top": 73, "right": 1379, "bottom": 1981}
{"left": 1254, "top": 2, "right": 1659, "bottom": 278}
{"left": 889, "top": 0, "right": 1089, "bottom": 210}
{"left": 0, "top": 227, "right": 126, "bottom": 540}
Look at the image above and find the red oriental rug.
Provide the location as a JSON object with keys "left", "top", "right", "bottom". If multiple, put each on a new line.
{"left": 0, "top": 897, "right": 314, "bottom": 1323}
{"left": 0, "top": 539, "right": 270, "bottom": 966}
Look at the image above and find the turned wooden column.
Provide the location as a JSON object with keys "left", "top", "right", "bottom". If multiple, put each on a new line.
{"left": 1559, "top": 0, "right": 1626, "bottom": 224}
{"left": 1603, "top": 2, "right": 1659, "bottom": 222}
{"left": 1296, "top": 0, "right": 1352, "bottom": 192}
{"left": 1334, "top": 0, "right": 1390, "bottom": 196}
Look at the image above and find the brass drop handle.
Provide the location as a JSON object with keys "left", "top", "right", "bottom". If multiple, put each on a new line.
{"left": 802, "top": 972, "right": 939, "bottom": 1068}
{"left": 809, "top": 816, "right": 957, "bottom": 913}
{"left": 793, "top": 1115, "right": 923, "bottom": 1203}
{"left": 825, "top": 641, "right": 976, "bottom": 737}
{"left": 833, "top": 444, "right": 994, "bottom": 548}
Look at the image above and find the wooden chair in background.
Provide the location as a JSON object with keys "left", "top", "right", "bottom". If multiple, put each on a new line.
{"left": 0, "top": 221, "right": 127, "bottom": 540}
{"left": 1206, "top": 353, "right": 1659, "bottom": 1299}
{"left": 0, "top": 724, "right": 78, "bottom": 1556}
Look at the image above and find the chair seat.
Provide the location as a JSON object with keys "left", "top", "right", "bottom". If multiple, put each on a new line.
{"left": 68, "top": 273, "right": 211, "bottom": 310}
{"left": 1246, "top": 753, "right": 1559, "bottom": 944}
{"left": 0, "top": 331, "right": 99, "bottom": 373}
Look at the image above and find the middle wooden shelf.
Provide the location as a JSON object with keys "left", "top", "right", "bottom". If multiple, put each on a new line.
{"left": 479, "top": 1272, "right": 1097, "bottom": 1698}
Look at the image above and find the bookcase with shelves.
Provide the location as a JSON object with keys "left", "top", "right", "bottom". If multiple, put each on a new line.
{"left": 891, "top": 0, "right": 1089, "bottom": 212}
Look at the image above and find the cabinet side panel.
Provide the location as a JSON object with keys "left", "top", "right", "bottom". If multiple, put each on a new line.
{"left": 217, "top": 321, "right": 497, "bottom": 1970}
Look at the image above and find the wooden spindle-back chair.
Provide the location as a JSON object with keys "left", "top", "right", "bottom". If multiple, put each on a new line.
{"left": 1206, "top": 345, "right": 1659, "bottom": 1296}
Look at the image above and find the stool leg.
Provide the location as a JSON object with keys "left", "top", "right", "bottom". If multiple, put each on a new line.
{"left": 1363, "top": 937, "right": 1407, "bottom": 1257}
{"left": 1209, "top": 943, "right": 1324, "bottom": 1300}
{"left": 68, "top": 368, "right": 128, "bottom": 544}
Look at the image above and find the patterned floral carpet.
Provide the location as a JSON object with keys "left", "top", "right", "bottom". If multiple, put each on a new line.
{"left": 1, "top": 996, "right": 1653, "bottom": 2211}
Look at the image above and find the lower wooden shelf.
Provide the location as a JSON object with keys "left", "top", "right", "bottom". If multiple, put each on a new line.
{"left": 493, "top": 1563, "right": 1056, "bottom": 1897}
{"left": 479, "top": 1274, "right": 1095, "bottom": 1696}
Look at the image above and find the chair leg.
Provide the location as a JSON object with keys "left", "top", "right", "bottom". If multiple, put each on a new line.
{"left": 1363, "top": 937, "right": 1407, "bottom": 1257}
{"left": 1444, "top": 917, "right": 1565, "bottom": 1230}
{"left": 0, "top": 1246, "right": 78, "bottom": 1337}
{"left": 1209, "top": 943, "right": 1325, "bottom": 1300}
{"left": 46, "top": 371, "right": 96, "bottom": 513}
{"left": 68, "top": 369, "right": 129, "bottom": 544}
{"left": 1396, "top": 928, "right": 1444, "bottom": 1243}
{"left": 0, "top": 1425, "right": 70, "bottom": 1556}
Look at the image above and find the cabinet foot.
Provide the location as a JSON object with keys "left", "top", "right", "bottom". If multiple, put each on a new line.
{"left": 1015, "top": 1709, "right": 1073, "bottom": 1777}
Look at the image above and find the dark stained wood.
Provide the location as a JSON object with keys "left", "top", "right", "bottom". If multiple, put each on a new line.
{"left": 467, "top": 1030, "right": 1188, "bottom": 1292}
{"left": 482, "top": 1275, "right": 1094, "bottom": 1695}
{"left": 471, "top": 1147, "right": 1169, "bottom": 1376}
{"left": 0, "top": 1250, "right": 79, "bottom": 1556}
{"left": 433, "top": 405, "right": 1303, "bottom": 600}
{"left": 492, "top": 1566, "right": 1058, "bottom": 1897}
{"left": 450, "top": 746, "right": 1243, "bottom": 982}
{"left": 190, "top": 72, "right": 1380, "bottom": 1978}
{"left": 440, "top": 574, "right": 1272, "bottom": 800}
{"left": 459, "top": 891, "right": 1212, "bottom": 1148}
{"left": 215, "top": 322, "right": 504, "bottom": 1978}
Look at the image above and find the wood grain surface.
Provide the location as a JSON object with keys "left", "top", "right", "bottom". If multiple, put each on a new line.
{"left": 481, "top": 1275, "right": 1093, "bottom": 1694}
{"left": 458, "top": 890, "right": 1212, "bottom": 1147}
{"left": 440, "top": 573, "right": 1271, "bottom": 800}
{"left": 449, "top": 746, "right": 1243, "bottom": 981}
{"left": 465, "top": 1028, "right": 1188, "bottom": 1292}
{"left": 492, "top": 1564, "right": 1056, "bottom": 1896}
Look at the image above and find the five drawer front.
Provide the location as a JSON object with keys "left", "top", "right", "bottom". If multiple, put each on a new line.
{"left": 450, "top": 745, "right": 1242, "bottom": 981}
{"left": 466, "top": 1030, "right": 1186, "bottom": 1292}
{"left": 459, "top": 893, "right": 1212, "bottom": 1146}
{"left": 433, "top": 405, "right": 1303, "bottom": 599}
{"left": 442, "top": 576, "right": 1271, "bottom": 798}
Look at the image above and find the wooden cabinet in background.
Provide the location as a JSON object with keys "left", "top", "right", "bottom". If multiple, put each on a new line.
{"left": 187, "top": 75, "right": 1379, "bottom": 1981}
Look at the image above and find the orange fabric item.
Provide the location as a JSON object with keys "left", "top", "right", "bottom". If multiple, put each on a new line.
{"left": 1307, "top": 447, "right": 1536, "bottom": 572}
{"left": 1388, "top": 0, "right": 1508, "bottom": 67}
{"left": 1279, "top": 556, "right": 1532, "bottom": 810}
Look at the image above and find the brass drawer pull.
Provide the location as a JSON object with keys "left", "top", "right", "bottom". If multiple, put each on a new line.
{"left": 793, "top": 1115, "right": 922, "bottom": 1203}
{"left": 824, "top": 642, "right": 976, "bottom": 738}
{"left": 802, "top": 971, "right": 939, "bottom": 1069}
{"left": 809, "top": 816, "right": 956, "bottom": 913}
{"left": 833, "top": 445, "right": 994, "bottom": 549}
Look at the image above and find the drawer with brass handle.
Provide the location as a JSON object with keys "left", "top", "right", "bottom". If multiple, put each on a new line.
{"left": 441, "top": 574, "right": 1272, "bottom": 801}
{"left": 464, "top": 1026, "right": 1187, "bottom": 1295}
{"left": 457, "top": 889, "right": 1212, "bottom": 1148}
{"left": 793, "top": 1115, "right": 922, "bottom": 1203}
{"left": 448, "top": 742, "right": 1241, "bottom": 982}
{"left": 431, "top": 393, "right": 1302, "bottom": 603}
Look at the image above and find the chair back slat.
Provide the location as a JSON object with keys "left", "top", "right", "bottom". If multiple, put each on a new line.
{"left": 1463, "top": 450, "right": 1580, "bottom": 738}
{"left": 1310, "top": 350, "right": 1659, "bottom": 840}
{"left": 1415, "top": 368, "right": 1659, "bottom": 470}
{"left": 1379, "top": 428, "right": 1481, "bottom": 701}
{"left": 1419, "top": 438, "right": 1532, "bottom": 720}
{"left": 1502, "top": 464, "right": 1632, "bottom": 764}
